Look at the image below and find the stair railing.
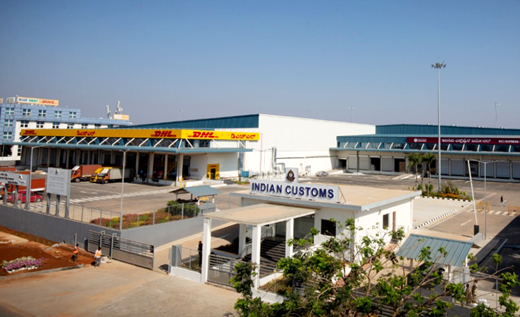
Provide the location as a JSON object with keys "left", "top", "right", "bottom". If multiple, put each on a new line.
{"left": 238, "top": 243, "right": 252, "bottom": 259}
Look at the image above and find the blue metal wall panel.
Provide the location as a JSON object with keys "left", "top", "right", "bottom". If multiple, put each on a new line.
{"left": 127, "top": 114, "right": 260, "bottom": 129}
{"left": 376, "top": 124, "right": 520, "bottom": 136}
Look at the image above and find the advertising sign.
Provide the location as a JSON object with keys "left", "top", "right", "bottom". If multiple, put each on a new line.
{"left": 407, "top": 137, "right": 520, "bottom": 145}
{"left": 0, "top": 172, "right": 27, "bottom": 186}
{"left": 6, "top": 97, "right": 16, "bottom": 104}
{"left": 47, "top": 168, "right": 71, "bottom": 196}
{"left": 21, "top": 128, "right": 261, "bottom": 141}
{"left": 250, "top": 179, "right": 339, "bottom": 202}
{"left": 16, "top": 96, "right": 59, "bottom": 106}
{"left": 0, "top": 98, "right": 3, "bottom": 104}
{"left": 113, "top": 114, "right": 130, "bottom": 120}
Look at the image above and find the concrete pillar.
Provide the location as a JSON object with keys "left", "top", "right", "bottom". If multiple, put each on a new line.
{"left": 148, "top": 153, "right": 154, "bottom": 180}
{"left": 176, "top": 154, "right": 184, "bottom": 185}
{"left": 164, "top": 154, "right": 168, "bottom": 180}
{"left": 201, "top": 218, "right": 212, "bottom": 283}
{"left": 135, "top": 153, "right": 140, "bottom": 177}
{"left": 55, "top": 149, "right": 60, "bottom": 167}
{"left": 251, "top": 224, "right": 262, "bottom": 289}
{"left": 65, "top": 149, "right": 70, "bottom": 168}
{"left": 238, "top": 224, "right": 247, "bottom": 256}
{"left": 285, "top": 218, "right": 294, "bottom": 258}
{"left": 47, "top": 148, "right": 51, "bottom": 167}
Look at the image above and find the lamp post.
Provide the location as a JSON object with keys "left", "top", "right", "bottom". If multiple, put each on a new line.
{"left": 119, "top": 150, "right": 128, "bottom": 231}
{"left": 26, "top": 146, "right": 43, "bottom": 210}
{"left": 432, "top": 62, "right": 446, "bottom": 191}
{"left": 468, "top": 159, "right": 490, "bottom": 240}
{"left": 348, "top": 106, "right": 355, "bottom": 122}
{"left": 493, "top": 103, "right": 500, "bottom": 128}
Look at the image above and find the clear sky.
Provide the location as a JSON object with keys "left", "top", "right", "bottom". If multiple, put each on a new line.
{"left": 1, "top": 0, "right": 519, "bottom": 128}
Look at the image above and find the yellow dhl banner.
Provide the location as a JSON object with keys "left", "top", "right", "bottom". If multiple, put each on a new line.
{"left": 21, "top": 129, "right": 260, "bottom": 141}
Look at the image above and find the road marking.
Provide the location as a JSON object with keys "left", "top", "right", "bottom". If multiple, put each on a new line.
{"left": 460, "top": 220, "right": 471, "bottom": 226}
{"left": 488, "top": 210, "right": 495, "bottom": 214}
{"left": 495, "top": 211, "right": 502, "bottom": 215}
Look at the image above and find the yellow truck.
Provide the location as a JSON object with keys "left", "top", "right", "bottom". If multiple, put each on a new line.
{"left": 90, "top": 167, "right": 134, "bottom": 184}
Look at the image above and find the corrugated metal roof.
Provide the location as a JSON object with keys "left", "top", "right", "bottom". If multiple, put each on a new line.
{"left": 396, "top": 234, "right": 472, "bottom": 267}
{"left": 171, "top": 185, "right": 221, "bottom": 197}
{"left": 125, "top": 114, "right": 260, "bottom": 130}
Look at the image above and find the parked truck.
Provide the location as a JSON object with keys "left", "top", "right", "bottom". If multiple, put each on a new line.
{"left": 90, "top": 167, "right": 134, "bottom": 184}
{"left": 71, "top": 164, "right": 102, "bottom": 182}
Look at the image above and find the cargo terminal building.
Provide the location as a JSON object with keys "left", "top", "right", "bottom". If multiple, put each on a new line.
{"left": 332, "top": 124, "right": 520, "bottom": 180}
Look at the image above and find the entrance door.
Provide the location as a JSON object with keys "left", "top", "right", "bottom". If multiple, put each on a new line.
{"left": 207, "top": 164, "right": 219, "bottom": 180}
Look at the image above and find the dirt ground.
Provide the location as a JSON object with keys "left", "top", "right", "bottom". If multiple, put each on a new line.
{"left": 0, "top": 226, "right": 93, "bottom": 277}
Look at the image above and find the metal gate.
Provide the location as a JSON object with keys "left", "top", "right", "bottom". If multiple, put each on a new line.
{"left": 207, "top": 254, "right": 243, "bottom": 287}
{"left": 88, "top": 230, "right": 154, "bottom": 270}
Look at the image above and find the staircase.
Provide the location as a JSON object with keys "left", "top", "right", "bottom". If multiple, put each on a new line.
{"left": 242, "top": 237, "right": 286, "bottom": 277}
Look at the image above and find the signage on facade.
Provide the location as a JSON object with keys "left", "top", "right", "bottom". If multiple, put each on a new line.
{"left": 250, "top": 179, "right": 340, "bottom": 203}
{"left": 0, "top": 98, "right": 3, "bottom": 104}
{"left": 47, "top": 168, "right": 71, "bottom": 196}
{"left": 6, "top": 97, "right": 16, "bottom": 104}
{"left": 16, "top": 96, "right": 59, "bottom": 106}
{"left": 113, "top": 114, "right": 130, "bottom": 120}
{"left": 0, "top": 172, "right": 27, "bottom": 186}
{"left": 21, "top": 128, "right": 261, "bottom": 141}
{"left": 407, "top": 137, "right": 520, "bottom": 145}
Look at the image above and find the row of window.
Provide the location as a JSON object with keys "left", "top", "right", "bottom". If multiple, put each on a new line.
{"left": 3, "top": 107, "right": 76, "bottom": 119}
{"left": 9, "top": 120, "right": 101, "bottom": 129}
{"left": 341, "top": 141, "right": 520, "bottom": 153}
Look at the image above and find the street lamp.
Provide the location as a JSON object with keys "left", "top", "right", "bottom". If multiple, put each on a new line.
{"left": 493, "top": 103, "right": 500, "bottom": 128}
{"left": 348, "top": 106, "right": 355, "bottom": 123}
{"left": 119, "top": 150, "right": 128, "bottom": 231}
{"left": 26, "top": 146, "right": 43, "bottom": 210}
{"left": 467, "top": 159, "right": 490, "bottom": 240}
{"left": 432, "top": 62, "right": 446, "bottom": 191}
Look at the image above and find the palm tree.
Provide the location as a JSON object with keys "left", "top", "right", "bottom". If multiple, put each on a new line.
{"left": 407, "top": 153, "right": 422, "bottom": 185}
{"left": 421, "top": 153, "right": 436, "bottom": 185}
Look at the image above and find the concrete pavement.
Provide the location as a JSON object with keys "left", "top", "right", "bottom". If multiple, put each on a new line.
{"left": 0, "top": 260, "right": 239, "bottom": 317}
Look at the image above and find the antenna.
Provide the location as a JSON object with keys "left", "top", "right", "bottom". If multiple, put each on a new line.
{"left": 106, "top": 105, "right": 111, "bottom": 119}
{"left": 116, "top": 100, "right": 123, "bottom": 114}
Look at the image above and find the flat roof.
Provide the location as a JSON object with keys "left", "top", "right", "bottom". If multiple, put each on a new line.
{"left": 170, "top": 185, "right": 221, "bottom": 197}
{"left": 204, "top": 203, "right": 316, "bottom": 226}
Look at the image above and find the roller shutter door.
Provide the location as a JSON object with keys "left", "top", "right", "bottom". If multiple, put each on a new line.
{"left": 441, "top": 158, "right": 449, "bottom": 175}
{"left": 496, "top": 162, "right": 510, "bottom": 179}
{"left": 382, "top": 157, "right": 393, "bottom": 172}
{"left": 451, "top": 159, "right": 465, "bottom": 176}
{"left": 480, "top": 162, "right": 495, "bottom": 178}
{"left": 513, "top": 162, "right": 520, "bottom": 179}
{"left": 348, "top": 155, "right": 357, "bottom": 169}
{"left": 359, "top": 156, "right": 370, "bottom": 170}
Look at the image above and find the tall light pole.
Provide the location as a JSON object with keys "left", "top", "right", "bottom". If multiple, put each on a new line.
{"left": 119, "top": 150, "right": 128, "bottom": 231}
{"left": 348, "top": 106, "right": 355, "bottom": 122}
{"left": 26, "top": 146, "right": 43, "bottom": 210}
{"left": 432, "top": 62, "right": 446, "bottom": 191}
{"left": 493, "top": 103, "right": 500, "bottom": 127}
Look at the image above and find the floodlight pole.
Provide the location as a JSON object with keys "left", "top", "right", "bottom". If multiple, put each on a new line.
{"left": 493, "top": 103, "right": 500, "bottom": 128}
{"left": 432, "top": 62, "right": 446, "bottom": 191}
{"left": 348, "top": 106, "right": 355, "bottom": 123}
{"left": 120, "top": 150, "right": 128, "bottom": 231}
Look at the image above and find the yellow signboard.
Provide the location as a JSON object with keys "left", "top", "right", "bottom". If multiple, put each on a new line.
{"left": 113, "top": 114, "right": 130, "bottom": 120}
{"left": 20, "top": 129, "right": 260, "bottom": 141}
{"left": 16, "top": 96, "right": 59, "bottom": 106}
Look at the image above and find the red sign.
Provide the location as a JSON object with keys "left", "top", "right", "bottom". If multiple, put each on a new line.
{"left": 77, "top": 131, "right": 95, "bottom": 137}
{"left": 23, "top": 130, "right": 37, "bottom": 136}
{"left": 407, "top": 137, "right": 520, "bottom": 145}
{"left": 187, "top": 131, "right": 217, "bottom": 139}
{"left": 151, "top": 131, "right": 177, "bottom": 138}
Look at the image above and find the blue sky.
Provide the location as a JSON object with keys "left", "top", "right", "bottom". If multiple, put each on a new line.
{"left": 1, "top": 0, "right": 519, "bottom": 128}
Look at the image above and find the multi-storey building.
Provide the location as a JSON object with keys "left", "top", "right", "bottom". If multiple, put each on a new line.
{"left": 0, "top": 96, "right": 131, "bottom": 162}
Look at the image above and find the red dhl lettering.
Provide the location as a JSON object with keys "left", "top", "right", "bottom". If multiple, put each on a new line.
{"left": 23, "top": 130, "right": 37, "bottom": 136}
{"left": 231, "top": 133, "right": 256, "bottom": 140}
{"left": 76, "top": 131, "right": 95, "bottom": 137}
{"left": 151, "top": 131, "right": 176, "bottom": 138}
{"left": 188, "top": 131, "right": 217, "bottom": 139}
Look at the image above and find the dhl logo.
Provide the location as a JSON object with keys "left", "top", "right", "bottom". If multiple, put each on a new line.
{"left": 76, "top": 131, "right": 95, "bottom": 137}
{"left": 151, "top": 130, "right": 177, "bottom": 138}
{"left": 23, "top": 130, "right": 37, "bottom": 136}
{"left": 187, "top": 131, "right": 217, "bottom": 139}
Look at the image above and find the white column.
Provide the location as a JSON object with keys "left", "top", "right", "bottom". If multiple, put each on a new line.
{"left": 164, "top": 154, "right": 168, "bottom": 180}
{"left": 176, "top": 154, "right": 184, "bottom": 185}
{"left": 201, "top": 218, "right": 212, "bottom": 283}
{"left": 65, "top": 149, "right": 70, "bottom": 168}
{"left": 238, "top": 224, "right": 247, "bottom": 256}
{"left": 148, "top": 153, "right": 154, "bottom": 180}
{"left": 251, "top": 224, "right": 262, "bottom": 289}
{"left": 285, "top": 218, "right": 294, "bottom": 258}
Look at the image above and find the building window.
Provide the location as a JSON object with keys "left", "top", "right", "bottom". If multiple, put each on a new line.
{"left": 4, "top": 119, "right": 13, "bottom": 127}
{"left": 55, "top": 111, "right": 62, "bottom": 118}
{"left": 95, "top": 124, "right": 101, "bottom": 128}
{"left": 67, "top": 123, "right": 74, "bottom": 129}
{"left": 36, "top": 121, "right": 44, "bottom": 128}
{"left": 21, "top": 120, "right": 29, "bottom": 128}
{"left": 321, "top": 219, "right": 336, "bottom": 236}
{"left": 70, "top": 112, "right": 77, "bottom": 119}
{"left": 3, "top": 132, "right": 12, "bottom": 139}
{"left": 53, "top": 122, "right": 59, "bottom": 129}
{"left": 382, "top": 214, "right": 389, "bottom": 229}
{"left": 81, "top": 123, "right": 88, "bottom": 129}
{"left": 199, "top": 140, "right": 210, "bottom": 148}
{"left": 22, "top": 109, "right": 31, "bottom": 116}
{"left": 5, "top": 107, "right": 14, "bottom": 115}
{"left": 38, "top": 109, "right": 46, "bottom": 117}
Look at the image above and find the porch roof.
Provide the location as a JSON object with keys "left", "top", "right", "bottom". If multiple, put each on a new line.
{"left": 204, "top": 203, "right": 316, "bottom": 226}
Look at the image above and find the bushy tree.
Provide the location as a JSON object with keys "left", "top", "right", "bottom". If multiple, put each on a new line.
{"left": 231, "top": 219, "right": 519, "bottom": 316}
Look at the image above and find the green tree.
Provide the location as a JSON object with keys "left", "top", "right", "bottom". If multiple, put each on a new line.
{"left": 231, "top": 219, "right": 519, "bottom": 317}
{"left": 407, "top": 153, "right": 423, "bottom": 185}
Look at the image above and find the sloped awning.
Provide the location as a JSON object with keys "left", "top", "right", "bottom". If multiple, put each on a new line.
{"left": 170, "top": 185, "right": 221, "bottom": 198}
{"left": 396, "top": 234, "right": 473, "bottom": 267}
